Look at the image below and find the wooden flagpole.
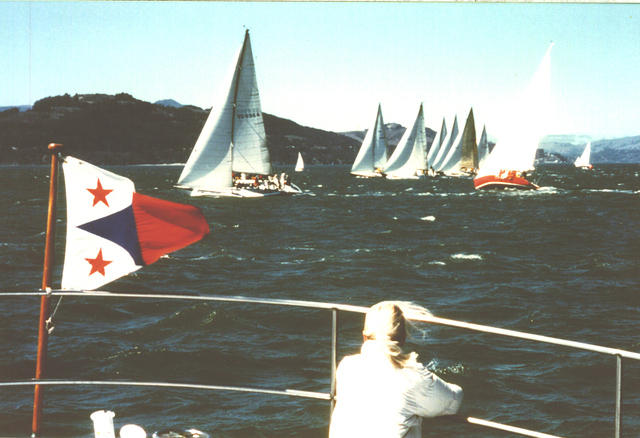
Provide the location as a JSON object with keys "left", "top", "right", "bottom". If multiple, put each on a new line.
{"left": 32, "top": 143, "right": 62, "bottom": 437}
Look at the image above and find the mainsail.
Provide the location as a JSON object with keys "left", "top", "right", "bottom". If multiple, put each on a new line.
{"left": 476, "top": 125, "right": 490, "bottom": 171}
{"left": 426, "top": 117, "right": 447, "bottom": 172}
{"left": 574, "top": 142, "right": 592, "bottom": 168}
{"left": 383, "top": 103, "right": 427, "bottom": 179}
{"left": 431, "top": 116, "right": 459, "bottom": 172}
{"left": 439, "top": 108, "right": 478, "bottom": 175}
{"left": 295, "top": 152, "right": 304, "bottom": 172}
{"left": 477, "top": 43, "right": 554, "bottom": 177}
{"left": 177, "top": 30, "right": 272, "bottom": 191}
{"left": 351, "top": 104, "right": 388, "bottom": 177}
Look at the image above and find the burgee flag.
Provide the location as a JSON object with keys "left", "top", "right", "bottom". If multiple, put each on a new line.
{"left": 61, "top": 156, "right": 210, "bottom": 290}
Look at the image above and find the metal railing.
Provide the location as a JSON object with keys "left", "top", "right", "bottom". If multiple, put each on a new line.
{"left": 2, "top": 290, "right": 639, "bottom": 438}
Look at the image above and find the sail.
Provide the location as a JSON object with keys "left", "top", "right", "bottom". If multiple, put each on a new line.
{"left": 231, "top": 33, "right": 271, "bottom": 175}
{"left": 177, "top": 30, "right": 270, "bottom": 191}
{"left": 459, "top": 108, "right": 478, "bottom": 172}
{"left": 478, "top": 43, "right": 554, "bottom": 177}
{"left": 295, "top": 152, "right": 304, "bottom": 172}
{"left": 426, "top": 117, "right": 447, "bottom": 171}
{"left": 351, "top": 104, "right": 388, "bottom": 176}
{"left": 439, "top": 108, "right": 477, "bottom": 175}
{"left": 432, "top": 116, "right": 459, "bottom": 172}
{"left": 574, "top": 142, "right": 591, "bottom": 167}
{"left": 383, "top": 103, "right": 427, "bottom": 179}
{"left": 477, "top": 125, "right": 490, "bottom": 171}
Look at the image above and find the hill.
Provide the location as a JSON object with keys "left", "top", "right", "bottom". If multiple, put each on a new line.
{"left": 0, "top": 93, "right": 360, "bottom": 165}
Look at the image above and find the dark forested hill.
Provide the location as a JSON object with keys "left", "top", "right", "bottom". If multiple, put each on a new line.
{"left": 0, "top": 93, "right": 361, "bottom": 165}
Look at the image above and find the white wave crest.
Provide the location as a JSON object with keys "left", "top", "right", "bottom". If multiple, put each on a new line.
{"left": 451, "top": 253, "right": 483, "bottom": 260}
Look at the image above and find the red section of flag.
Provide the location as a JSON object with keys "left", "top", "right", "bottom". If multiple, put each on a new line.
{"left": 131, "top": 192, "right": 210, "bottom": 265}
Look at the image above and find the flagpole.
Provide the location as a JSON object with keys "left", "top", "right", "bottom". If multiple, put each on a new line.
{"left": 32, "top": 143, "right": 62, "bottom": 438}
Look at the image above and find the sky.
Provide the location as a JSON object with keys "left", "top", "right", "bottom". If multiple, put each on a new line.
{"left": 2, "top": 2, "right": 639, "bottom": 140}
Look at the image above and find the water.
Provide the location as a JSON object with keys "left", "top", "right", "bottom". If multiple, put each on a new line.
{"left": 1, "top": 164, "right": 639, "bottom": 437}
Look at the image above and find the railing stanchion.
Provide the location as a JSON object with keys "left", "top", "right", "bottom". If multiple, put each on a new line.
{"left": 615, "top": 355, "right": 622, "bottom": 438}
{"left": 330, "top": 308, "right": 339, "bottom": 415}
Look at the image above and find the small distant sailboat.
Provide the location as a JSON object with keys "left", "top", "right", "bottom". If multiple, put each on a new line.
{"left": 438, "top": 108, "right": 478, "bottom": 176}
{"left": 295, "top": 152, "right": 304, "bottom": 172}
{"left": 351, "top": 104, "right": 388, "bottom": 178}
{"left": 474, "top": 43, "right": 554, "bottom": 190}
{"left": 382, "top": 103, "right": 428, "bottom": 179}
{"left": 426, "top": 117, "right": 447, "bottom": 176}
{"left": 476, "top": 125, "right": 490, "bottom": 172}
{"left": 574, "top": 142, "right": 593, "bottom": 170}
{"left": 176, "top": 30, "right": 301, "bottom": 197}
{"left": 430, "top": 116, "right": 459, "bottom": 174}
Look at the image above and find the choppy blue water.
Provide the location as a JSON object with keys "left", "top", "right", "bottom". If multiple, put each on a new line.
{"left": 1, "top": 164, "right": 639, "bottom": 437}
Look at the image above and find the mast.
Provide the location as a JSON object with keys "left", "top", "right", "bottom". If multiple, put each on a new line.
{"left": 230, "top": 29, "right": 250, "bottom": 171}
{"left": 32, "top": 143, "right": 62, "bottom": 437}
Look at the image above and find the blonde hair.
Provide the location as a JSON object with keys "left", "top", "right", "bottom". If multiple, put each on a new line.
{"left": 363, "top": 301, "right": 432, "bottom": 369}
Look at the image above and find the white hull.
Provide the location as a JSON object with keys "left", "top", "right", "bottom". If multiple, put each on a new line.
{"left": 177, "top": 184, "right": 302, "bottom": 198}
{"left": 351, "top": 170, "right": 384, "bottom": 178}
{"left": 384, "top": 173, "right": 422, "bottom": 180}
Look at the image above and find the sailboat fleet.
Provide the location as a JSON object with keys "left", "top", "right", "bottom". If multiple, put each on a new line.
{"left": 178, "top": 32, "right": 557, "bottom": 196}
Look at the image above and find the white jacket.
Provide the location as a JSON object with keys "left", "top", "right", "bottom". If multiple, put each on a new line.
{"left": 329, "top": 340, "right": 463, "bottom": 438}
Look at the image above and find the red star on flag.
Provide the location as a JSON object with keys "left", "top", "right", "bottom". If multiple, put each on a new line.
{"left": 87, "top": 178, "right": 113, "bottom": 207}
{"left": 85, "top": 249, "right": 112, "bottom": 276}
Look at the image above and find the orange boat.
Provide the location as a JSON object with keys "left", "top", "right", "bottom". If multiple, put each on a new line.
{"left": 474, "top": 170, "right": 539, "bottom": 190}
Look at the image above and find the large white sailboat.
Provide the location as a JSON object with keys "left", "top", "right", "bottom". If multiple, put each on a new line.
{"left": 574, "top": 142, "right": 593, "bottom": 170}
{"left": 474, "top": 43, "right": 554, "bottom": 190}
{"left": 382, "top": 103, "right": 428, "bottom": 179}
{"left": 351, "top": 104, "right": 388, "bottom": 178}
{"left": 176, "top": 30, "right": 301, "bottom": 197}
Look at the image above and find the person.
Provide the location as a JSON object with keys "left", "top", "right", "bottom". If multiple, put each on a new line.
{"left": 329, "top": 301, "right": 463, "bottom": 438}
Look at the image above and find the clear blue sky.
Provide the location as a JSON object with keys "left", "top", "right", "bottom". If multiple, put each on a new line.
{"left": 2, "top": 2, "right": 639, "bottom": 139}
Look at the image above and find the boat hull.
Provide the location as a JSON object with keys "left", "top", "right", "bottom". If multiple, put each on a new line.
{"left": 176, "top": 184, "right": 302, "bottom": 198}
{"left": 350, "top": 171, "right": 384, "bottom": 178}
{"left": 474, "top": 173, "right": 538, "bottom": 190}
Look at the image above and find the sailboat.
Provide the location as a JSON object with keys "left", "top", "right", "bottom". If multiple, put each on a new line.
{"left": 295, "top": 152, "right": 304, "bottom": 172}
{"left": 474, "top": 43, "right": 554, "bottom": 190}
{"left": 350, "top": 104, "right": 388, "bottom": 178}
{"left": 438, "top": 108, "right": 478, "bottom": 176}
{"left": 382, "top": 103, "right": 428, "bottom": 179}
{"left": 476, "top": 125, "right": 490, "bottom": 172}
{"left": 425, "top": 117, "right": 447, "bottom": 176}
{"left": 176, "top": 30, "right": 302, "bottom": 197}
{"left": 430, "top": 116, "right": 459, "bottom": 174}
{"left": 574, "top": 142, "right": 593, "bottom": 169}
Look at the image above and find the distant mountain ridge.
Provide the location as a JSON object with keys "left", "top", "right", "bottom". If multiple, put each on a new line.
{"left": 539, "top": 135, "right": 640, "bottom": 164}
{"left": 155, "top": 99, "right": 182, "bottom": 108}
{"left": 1, "top": 93, "right": 639, "bottom": 165}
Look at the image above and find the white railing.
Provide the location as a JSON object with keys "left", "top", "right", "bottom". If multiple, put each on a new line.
{"left": 2, "top": 290, "right": 639, "bottom": 438}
